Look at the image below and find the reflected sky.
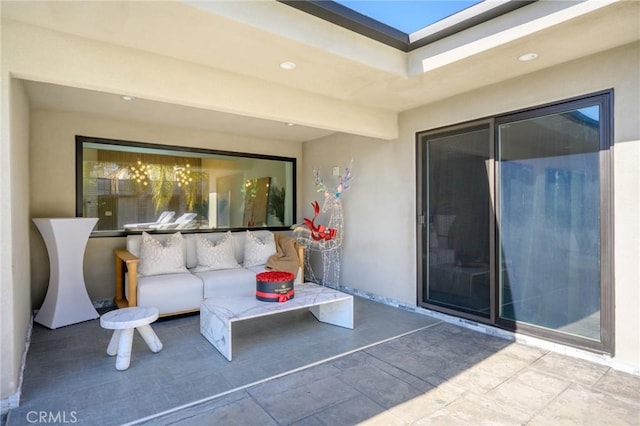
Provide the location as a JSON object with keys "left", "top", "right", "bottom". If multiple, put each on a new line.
{"left": 334, "top": 0, "right": 481, "bottom": 33}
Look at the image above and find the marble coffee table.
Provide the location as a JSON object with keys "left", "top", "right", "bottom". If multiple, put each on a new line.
{"left": 100, "top": 306, "right": 163, "bottom": 370}
{"left": 200, "top": 282, "right": 354, "bottom": 361}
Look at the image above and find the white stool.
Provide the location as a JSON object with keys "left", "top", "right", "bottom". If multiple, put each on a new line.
{"left": 100, "top": 307, "right": 163, "bottom": 370}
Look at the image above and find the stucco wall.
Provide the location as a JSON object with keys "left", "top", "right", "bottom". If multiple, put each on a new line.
{"left": 303, "top": 42, "right": 640, "bottom": 371}
{"left": 1, "top": 78, "right": 31, "bottom": 405}
{"left": 28, "top": 109, "right": 304, "bottom": 306}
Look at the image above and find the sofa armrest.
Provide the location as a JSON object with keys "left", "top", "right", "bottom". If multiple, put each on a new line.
{"left": 294, "top": 242, "right": 305, "bottom": 280}
{"left": 114, "top": 248, "right": 140, "bottom": 308}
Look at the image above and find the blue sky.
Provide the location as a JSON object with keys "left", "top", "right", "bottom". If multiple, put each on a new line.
{"left": 334, "top": 0, "right": 481, "bottom": 34}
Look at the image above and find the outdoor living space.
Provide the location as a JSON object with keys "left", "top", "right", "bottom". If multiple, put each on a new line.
{"left": 2, "top": 1, "right": 639, "bottom": 423}
{"left": 4, "top": 297, "right": 639, "bottom": 425}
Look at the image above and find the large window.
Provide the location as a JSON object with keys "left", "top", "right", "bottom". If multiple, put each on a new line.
{"left": 417, "top": 90, "right": 613, "bottom": 354}
{"left": 76, "top": 136, "right": 296, "bottom": 235}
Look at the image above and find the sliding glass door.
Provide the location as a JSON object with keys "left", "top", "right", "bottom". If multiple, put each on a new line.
{"left": 496, "top": 96, "right": 612, "bottom": 348}
{"left": 418, "top": 123, "right": 493, "bottom": 319}
{"left": 417, "top": 91, "right": 613, "bottom": 353}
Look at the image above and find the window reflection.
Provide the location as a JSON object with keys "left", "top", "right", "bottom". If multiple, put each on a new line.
{"left": 78, "top": 137, "right": 295, "bottom": 233}
{"left": 498, "top": 105, "right": 601, "bottom": 340}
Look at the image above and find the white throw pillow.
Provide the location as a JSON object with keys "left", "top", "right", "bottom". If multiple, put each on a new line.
{"left": 243, "top": 230, "right": 276, "bottom": 268}
{"left": 192, "top": 232, "right": 240, "bottom": 272}
{"left": 138, "top": 232, "right": 188, "bottom": 276}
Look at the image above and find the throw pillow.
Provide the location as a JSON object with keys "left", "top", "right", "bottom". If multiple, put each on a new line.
{"left": 192, "top": 232, "right": 240, "bottom": 272}
{"left": 243, "top": 230, "right": 276, "bottom": 268}
{"left": 138, "top": 232, "right": 188, "bottom": 276}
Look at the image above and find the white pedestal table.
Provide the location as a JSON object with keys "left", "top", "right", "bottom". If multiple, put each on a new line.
{"left": 100, "top": 307, "right": 163, "bottom": 370}
{"left": 33, "top": 218, "right": 100, "bottom": 329}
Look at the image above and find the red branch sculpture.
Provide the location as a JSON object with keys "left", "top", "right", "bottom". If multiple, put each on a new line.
{"left": 303, "top": 201, "right": 337, "bottom": 241}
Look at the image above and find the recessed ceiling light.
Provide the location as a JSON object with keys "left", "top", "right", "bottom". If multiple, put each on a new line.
{"left": 279, "top": 61, "right": 296, "bottom": 70}
{"left": 286, "top": 122, "right": 295, "bottom": 127}
{"left": 120, "top": 95, "right": 135, "bottom": 101}
{"left": 518, "top": 53, "right": 539, "bottom": 62}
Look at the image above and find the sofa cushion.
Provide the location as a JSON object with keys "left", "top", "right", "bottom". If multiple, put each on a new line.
{"left": 245, "top": 264, "right": 267, "bottom": 274}
{"left": 196, "top": 268, "right": 257, "bottom": 299}
{"left": 138, "top": 232, "right": 188, "bottom": 276}
{"left": 243, "top": 230, "right": 276, "bottom": 268}
{"left": 192, "top": 231, "right": 240, "bottom": 272}
{"left": 136, "top": 272, "right": 203, "bottom": 315}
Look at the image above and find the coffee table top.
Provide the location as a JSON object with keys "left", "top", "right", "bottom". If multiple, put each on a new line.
{"left": 201, "top": 282, "right": 352, "bottom": 323}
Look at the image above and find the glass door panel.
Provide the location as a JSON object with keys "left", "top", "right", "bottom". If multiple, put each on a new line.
{"left": 497, "top": 106, "right": 601, "bottom": 340}
{"left": 422, "top": 126, "right": 491, "bottom": 317}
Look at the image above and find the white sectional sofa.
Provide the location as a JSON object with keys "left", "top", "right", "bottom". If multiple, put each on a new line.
{"left": 114, "top": 230, "right": 303, "bottom": 316}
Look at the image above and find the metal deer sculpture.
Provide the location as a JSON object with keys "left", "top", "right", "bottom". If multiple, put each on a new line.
{"left": 294, "top": 162, "right": 353, "bottom": 287}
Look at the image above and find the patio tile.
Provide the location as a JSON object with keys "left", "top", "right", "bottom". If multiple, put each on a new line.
{"left": 529, "top": 383, "right": 640, "bottom": 425}
{"left": 593, "top": 369, "right": 640, "bottom": 403}
{"left": 430, "top": 335, "right": 496, "bottom": 361}
{"left": 289, "top": 414, "right": 327, "bottom": 426}
{"left": 416, "top": 391, "right": 529, "bottom": 425}
{"left": 312, "top": 394, "right": 385, "bottom": 426}
{"left": 496, "top": 341, "right": 549, "bottom": 363}
{"left": 364, "top": 344, "right": 449, "bottom": 381}
{"left": 330, "top": 349, "right": 373, "bottom": 370}
{"left": 363, "top": 326, "right": 442, "bottom": 355}
{"left": 508, "top": 368, "right": 572, "bottom": 395}
{"left": 455, "top": 328, "right": 513, "bottom": 352}
{"left": 413, "top": 409, "right": 471, "bottom": 426}
{"left": 429, "top": 351, "right": 528, "bottom": 391}
{"left": 135, "top": 391, "right": 249, "bottom": 425}
{"left": 8, "top": 297, "right": 640, "bottom": 426}
{"left": 167, "top": 396, "right": 278, "bottom": 426}
{"left": 485, "top": 370, "right": 570, "bottom": 418}
{"left": 247, "top": 363, "right": 342, "bottom": 399}
{"left": 530, "top": 352, "right": 609, "bottom": 386}
{"left": 251, "top": 375, "right": 361, "bottom": 424}
{"left": 434, "top": 364, "right": 507, "bottom": 394}
{"left": 337, "top": 363, "right": 432, "bottom": 409}
{"left": 361, "top": 354, "right": 435, "bottom": 392}
{"left": 361, "top": 382, "right": 467, "bottom": 425}
{"left": 426, "top": 322, "right": 468, "bottom": 335}
{"left": 471, "top": 351, "right": 532, "bottom": 381}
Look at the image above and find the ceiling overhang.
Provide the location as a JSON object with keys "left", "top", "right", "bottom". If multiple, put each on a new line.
{"left": 2, "top": 0, "right": 638, "bottom": 142}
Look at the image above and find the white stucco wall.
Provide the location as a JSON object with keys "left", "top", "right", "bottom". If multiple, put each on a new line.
{"left": 303, "top": 42, "right": 640, "bottom": 371}
{"left": 1, "top": 78, "right": 31, "bottom": 406}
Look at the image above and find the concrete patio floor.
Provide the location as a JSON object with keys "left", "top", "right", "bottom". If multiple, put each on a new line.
{"left": 140, "top": 322, "right": 640, "bottom": 426}
{"left": 4, "top": 296, "right": 640, "bottom": 425}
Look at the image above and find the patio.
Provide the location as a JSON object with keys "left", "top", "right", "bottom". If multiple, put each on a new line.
{"left": 4, "top": 296, "right": 639, "bottom": 425}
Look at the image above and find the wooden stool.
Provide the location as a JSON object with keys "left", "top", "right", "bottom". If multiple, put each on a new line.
{"left": 100, "top": 307, "right": 163, "bottom": 370}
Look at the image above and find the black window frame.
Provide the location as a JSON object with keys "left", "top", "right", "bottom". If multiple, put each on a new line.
{"left": 76, "top": 135, "right": 297, "bottom": 238}
{"left": 416, "top": 89, "right": 614, "bottom": 355}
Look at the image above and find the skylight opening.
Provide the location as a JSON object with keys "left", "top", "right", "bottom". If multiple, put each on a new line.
{"left": 278, "top": 0, "right": 535, "bottom": 51}
{"left": 333, "top": 0, "right": 482, "bottom": 35}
